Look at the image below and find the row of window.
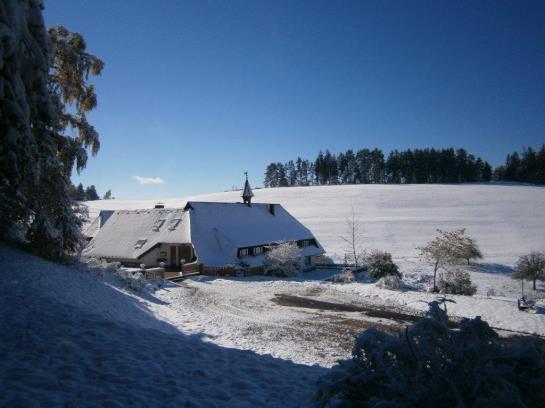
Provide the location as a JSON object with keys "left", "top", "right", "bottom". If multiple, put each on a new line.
{"left": 237, "top": 239, "right": 317, "bottom": 258}
{"left": 151, "top": 217, "right": 182, "bottom": 232}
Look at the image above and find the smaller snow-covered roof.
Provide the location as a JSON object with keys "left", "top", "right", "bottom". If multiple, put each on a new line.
{"left": 83, "top": 208, "right": 189, "bottom": 260}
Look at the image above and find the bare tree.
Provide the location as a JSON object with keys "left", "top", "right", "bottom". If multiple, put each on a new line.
{"left": 513, "top": 252, "right": 545, "bottom": 291}
{"left": 340, "top": 208, "right": 366, "bottom": 267}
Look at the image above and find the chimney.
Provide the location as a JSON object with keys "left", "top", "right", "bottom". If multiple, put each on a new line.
{"left": 154, "top": 203, "right": 164, "bottom": 209}
{"left": 269, "top": 204, "right": 275, "bottom": 215}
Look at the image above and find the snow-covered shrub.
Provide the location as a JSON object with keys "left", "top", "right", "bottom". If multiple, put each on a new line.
{"left": 437, "top": 268, "right": 476, "bottom": 296}
{"left": 376, "top": 274, "right": 404, "bottom": 290}
{"left": 331, "top": 269, "right": 356, "bottom": 283}
{"left": 263, "top": 241, "right": 302, "bottom": 277}
{"left": 486, "top": 287, "right": 497, "bottom": 297}
{"left": 365, "top": 250, "right": 401, "bottom": 280}
{"left": 115, "top": 269, "right": 148, "bottom": 292}
{"left": 316, "top": 301, "right": 545, "bottom": 407}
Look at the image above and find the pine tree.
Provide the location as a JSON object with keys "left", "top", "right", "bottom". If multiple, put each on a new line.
{"left": 481, "top": 162, "right": 492, "bottom": 181}
{"left": 76, "top": 183, "right": 86, "bottom": 201}
{"left": 285, "top": 160, "right": 297, "bottom": 186}
{"left": 0, "top": 1, "right": 103, "bottom": 259}
{"left": 103, "top": 189, "right": 112, "bottom": 200}
{"left": 85, "top": 185, "right": 99, "bottom": 201}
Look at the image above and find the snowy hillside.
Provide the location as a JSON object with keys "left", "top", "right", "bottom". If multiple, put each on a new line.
{"left": 0, "top": 245, "right": 324, "bottom": 406}
{"left": 87, "top": 183, "right": 545, "bottom": 266}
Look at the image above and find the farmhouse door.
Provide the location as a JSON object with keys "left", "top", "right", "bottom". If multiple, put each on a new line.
{"left": 170, "top": 246, "right": 177, "bottom": 268}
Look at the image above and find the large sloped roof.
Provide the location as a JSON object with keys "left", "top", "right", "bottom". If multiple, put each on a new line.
{"left": 83, "top": 208, "right": 189, "bottom": 260}
{"left": 186, "top": 201, "right": 323, "bottom": 266}
{"left": 83, "top": 201, "right": 324, "bottom": 265}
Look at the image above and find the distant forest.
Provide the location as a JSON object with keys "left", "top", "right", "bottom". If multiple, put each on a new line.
{"left": 263, "top": 145, "right": 545, "bottom": 187}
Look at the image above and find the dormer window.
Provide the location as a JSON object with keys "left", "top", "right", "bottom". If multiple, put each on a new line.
{"left": 168, "top": 218, "right": 182, "bottom": 231}
{"left": 152, "top": 219, "right": 166, "bottom": 231}
{"left": 134, "top": 239, "right": 147, "bottom": 249}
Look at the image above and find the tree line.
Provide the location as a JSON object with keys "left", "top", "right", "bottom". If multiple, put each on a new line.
{"left": 494, "top": 145, "right": 545, "bottom": 184}
{"left": 264, "top": 147, "right": 493, "bottom": 187}
{"left": 67, "top": 183, "right": 112, "bottom": 201}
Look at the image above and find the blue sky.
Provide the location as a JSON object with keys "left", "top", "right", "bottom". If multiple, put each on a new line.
{"left": 43, "top": 1, "right": 545, "bottom": 198}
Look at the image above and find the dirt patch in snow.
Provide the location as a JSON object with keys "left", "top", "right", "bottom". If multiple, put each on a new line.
{"left": 272, "top": 294, "right": 460, "bottom": 328}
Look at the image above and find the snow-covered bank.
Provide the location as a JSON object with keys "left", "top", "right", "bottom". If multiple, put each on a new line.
{"left": 0, "top": 245, "right": 324, "bottom": 407}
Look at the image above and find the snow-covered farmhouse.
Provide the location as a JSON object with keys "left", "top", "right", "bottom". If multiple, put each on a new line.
{"left": 83, "top": 182, "right": 324, "bottom": 274}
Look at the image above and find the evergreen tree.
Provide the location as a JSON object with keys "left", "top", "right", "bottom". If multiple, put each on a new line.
{"left": 356, "top": 148, "right": 372, "bottom": 183}
{"left": 370, "top": 148, "right": 385, "bottom": 183}
{"left": 264, "top": 163, "right": 278, "bottom": 187}
{"left": 76, "top": 183, "right": 86, "bottom": 201}
{"left": 85, "top": 185, "right": 99, "bottom": 201}
{"left": 0, "top": 1, "right": 103, "bottom": 259}
{"left": 277, "top": 163, "right": 288, "bottom": 187}
{"left": 103, "top": 189, "right": 112, "bottom": 200}
{"left": 315, "top": 151, "right": 325, "bottom": 184}
{"left": 504, "top": 152, "right": 521, "bottom": 181}
{"left": 481, "top": 162, "right": 492, "bottom": 181}
{"left": 285, "top": 160, "right": 297, "bottom": 186}
{"left": 67, "top": 183, "right": 78, "bottom": 201}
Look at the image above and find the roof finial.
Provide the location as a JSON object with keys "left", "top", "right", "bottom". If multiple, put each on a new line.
{"left": 242, "top": 172, "right": 254, "bottom": 206}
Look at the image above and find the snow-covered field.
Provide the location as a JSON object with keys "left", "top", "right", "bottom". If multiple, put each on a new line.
{"left": 87, "top": 183, "right": 545, "bottom": 267}
{"left": 2, "top": 184, "right": 545, "bottom": 405}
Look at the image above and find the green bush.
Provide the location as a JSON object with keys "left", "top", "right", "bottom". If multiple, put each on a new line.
{"left": 437, "top": 269, "right": 477, "bottom": 296}
{"left": 365, "top": 250, "right": 401, "bottom": 280}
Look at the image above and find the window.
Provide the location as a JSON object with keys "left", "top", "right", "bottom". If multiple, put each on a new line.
{"left": 168, "top": 218, "right": 182, "bottom": 231}
{"left": 298, "top": 239, "right": 316, "bottom": 248}
{"left": 152, "top": 219, "right": 166, "bottom": 231}
{"left": 304, "top": 256, "right": 312, "bottom": 266}
{"left": 238, "top": 248, "right": 249, "bottom": 257}
{"left": 254, "top": 246, "right": 263, "bottom": 255}
{"left": 134, "top": 239, "right": 147, "bottom": 249}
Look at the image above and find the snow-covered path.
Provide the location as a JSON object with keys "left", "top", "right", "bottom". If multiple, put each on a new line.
{"left": 0, "top": 246, "right": 325, "bottom": 407}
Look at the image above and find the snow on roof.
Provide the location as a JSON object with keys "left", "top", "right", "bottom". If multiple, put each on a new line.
{"left": 186, "top": 201, "right": 324, "bottom": 266}
{"left": 84, "top": 210, "right": 114, "bottom": 239}
{"left": 83, "top": 201, "right": 324, "bottom": 266}
{"left": 83, "top": 208, "right": 189, "bottom": 260}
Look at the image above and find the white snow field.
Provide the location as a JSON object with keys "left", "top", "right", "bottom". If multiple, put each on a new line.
{"left": 2, "top": 184, "right": 544, "bottom": 406}
{"left": 87, "top": 183, "right": 544, "bottom": 267}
